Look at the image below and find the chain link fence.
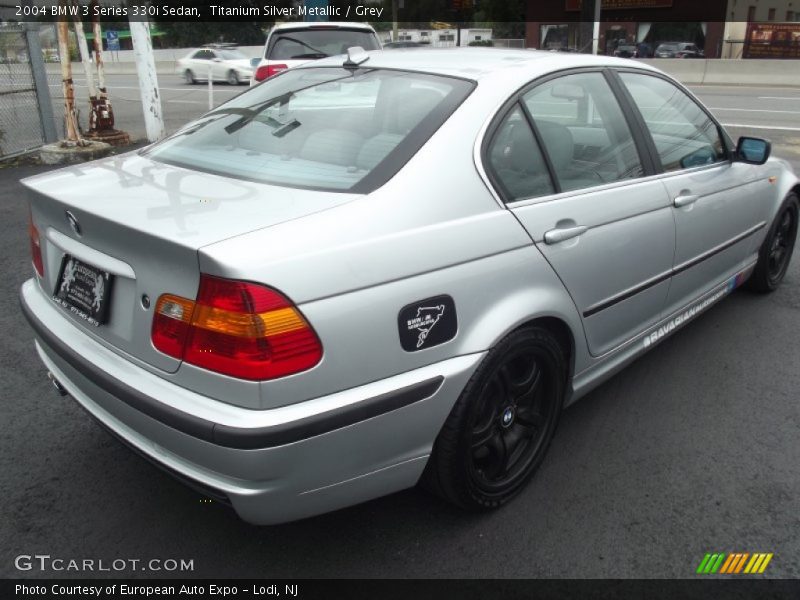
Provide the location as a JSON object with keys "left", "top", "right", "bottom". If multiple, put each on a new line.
{"left": 0, "top": 24, "right": 60, "bottom": 158}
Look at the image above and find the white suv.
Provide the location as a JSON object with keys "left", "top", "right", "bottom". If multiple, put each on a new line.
{"left": 251, "top": 21, "right": 381, "bottom": 85}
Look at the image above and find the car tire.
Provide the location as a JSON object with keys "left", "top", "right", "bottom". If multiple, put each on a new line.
{"left": 184, "top": 70, "right": 196, "bottom": 85}
{"left": 422, "top": 325, "right": 567, "bottom": 510}
{"left": 227, "top": 70, "right": 239, "bottom": 86}
{"left": 747, "top": 192, "right": 798, "bottom": 293}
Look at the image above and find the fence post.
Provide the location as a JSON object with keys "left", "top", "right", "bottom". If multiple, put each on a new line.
{"left": 22, "top": 20, "right": 58, "bottom": 144}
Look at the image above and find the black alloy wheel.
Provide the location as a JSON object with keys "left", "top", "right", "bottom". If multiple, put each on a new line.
{"left": 767, "top": 205, "right": 797, "bottom": 284}
{"left": 422, "top": 326, "right": 566, "bottom": 510}
{"left": 748, "top": 193, "right": 798, "bottom": 293}
{"left": 468, "top": 347, "right": 557, "bottom": 493}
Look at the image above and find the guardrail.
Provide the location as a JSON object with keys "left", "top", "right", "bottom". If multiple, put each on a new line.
{"left": 636, "top": 58, "right": 800, "bottom": 86}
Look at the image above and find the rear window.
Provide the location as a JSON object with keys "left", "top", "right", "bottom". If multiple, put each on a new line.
{"left": 144, "top": 67, "right": 474, "bottom": 193}
{"left": 268, "top": 28, "right": 380, "bottom": 60}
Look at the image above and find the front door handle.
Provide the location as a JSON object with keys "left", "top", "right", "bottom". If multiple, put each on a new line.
{"left": 544, "top": 225, "right": 588, "bottom": 245}
{"left": 674, "top": 194, "right": 699, "bottom": 207}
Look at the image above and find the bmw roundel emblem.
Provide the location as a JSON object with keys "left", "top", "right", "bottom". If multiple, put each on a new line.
{"left": 65, "top": 210, "right": 81, "bottom": 236}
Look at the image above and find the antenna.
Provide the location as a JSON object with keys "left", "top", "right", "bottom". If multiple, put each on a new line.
{"left": 343, "top": 46, "right": 370, "bottom": 68}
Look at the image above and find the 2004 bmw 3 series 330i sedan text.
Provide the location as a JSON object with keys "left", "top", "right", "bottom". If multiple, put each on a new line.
{"left": 20, "top": 48, "right": 799, "bottom": 524}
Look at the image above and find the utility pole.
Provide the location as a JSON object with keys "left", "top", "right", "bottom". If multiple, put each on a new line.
{"left": 592, "top": 0, "right": 601, "bottom": 55}
{"left": 129, "top": 16, "right": 165, "bottom": 142}
{"left": 392, "top": 0, "right": 398, "bottom": 43}
{"left": 56, "top": 1, "right": 80, "bottom": 142}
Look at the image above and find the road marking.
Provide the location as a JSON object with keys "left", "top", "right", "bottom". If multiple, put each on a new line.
{"left": 721, "top": 123, "right": 800, "bottom": 132}
{"left": 167, "top": 99, "right": 205, "bottom": 104}
{"left": 689, "top": 84, "right": 800, "bottom": 90}
{"left": 758, "top": 96, "right": 800, "bottom": 100}
{"left": 710, "top": 107, "right": 800, "bottom": 114}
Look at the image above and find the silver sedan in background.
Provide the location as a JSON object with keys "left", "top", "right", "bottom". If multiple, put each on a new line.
{"left": 21, "top": 48, "right": 799, "bottom": 524}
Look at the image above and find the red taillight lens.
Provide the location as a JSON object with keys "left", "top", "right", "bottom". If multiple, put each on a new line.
{"left": 255, "top": 63, "right": 288, "bottom": 81}
{"left": 29, "top": 210, "right": 44, "bottom": 277}
{"left": 151, "top": 275, "right": 322, "bottom": 381}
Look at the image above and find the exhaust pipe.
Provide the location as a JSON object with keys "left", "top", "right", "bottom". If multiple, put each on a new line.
{"left": 47, "top": 371, "right": 68, "bottom": 396}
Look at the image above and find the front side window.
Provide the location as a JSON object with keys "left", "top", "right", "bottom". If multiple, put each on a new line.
{"left": 620, "top": 72, "right": 726, "bottom": 172}
{"left": 144, "top": 67, "right": 473, "bottom": 193}
{"left": 522, "top": 72, "right": 644, "bottom": 193}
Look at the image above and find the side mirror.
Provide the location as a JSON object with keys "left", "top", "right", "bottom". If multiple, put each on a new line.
{"left": 736, "top": 137, "right": 771, "bottom": 165}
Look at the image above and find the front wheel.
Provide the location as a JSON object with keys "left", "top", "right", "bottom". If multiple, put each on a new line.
{"left": 227, "top": 70, "right": 239, "bottom": 86}
{"left": 748, "top": 193, "right": 798, "bottom": 293}
{"left": 184, "top": 69, "right": 196, "bottom": 85}
{"left": 422, "top": 326, "right": 567, "bottom": 510}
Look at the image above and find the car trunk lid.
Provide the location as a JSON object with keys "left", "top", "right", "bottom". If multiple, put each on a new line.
{"left": 23, "top": 152, "right": 357, "bottom": 373}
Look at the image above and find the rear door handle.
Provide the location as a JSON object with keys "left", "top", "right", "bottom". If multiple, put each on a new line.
{"left": 674, "top": 194, "right": 699, "bottom": 207}
{"left": 544, "top": 225, "right": 588, "bottom": 245}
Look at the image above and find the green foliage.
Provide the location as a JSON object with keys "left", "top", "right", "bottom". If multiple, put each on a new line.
{"left": 468, "top": 39, "right": 494, "bottom": 46}
{"left": 155, "top": 22, "right": 267, "bottom": 47}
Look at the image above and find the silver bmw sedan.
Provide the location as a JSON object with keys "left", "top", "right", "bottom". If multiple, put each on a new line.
{"left": 20, "top": 48, "right": 798, "bottom": 524}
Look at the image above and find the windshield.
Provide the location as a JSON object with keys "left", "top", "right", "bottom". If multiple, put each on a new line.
{"left": 219, "top": 49, "right": 247, "bottom": 60}
{"left": 144, "top": 67, "right": 474, "bottom": 193}
{"left": 658, "top": 44, "right": 678, "bottom": 51}
{"left": 268, "top": 29, "right": 380, "bottom": 60}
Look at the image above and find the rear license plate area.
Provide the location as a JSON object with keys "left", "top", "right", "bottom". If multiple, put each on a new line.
{"left": 53, "top": 255, "right": 113, "bottom": 326}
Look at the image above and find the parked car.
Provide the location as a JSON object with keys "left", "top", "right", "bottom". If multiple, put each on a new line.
{"left": 613, "top": 44, "right": 638, "bottom": 58}
{"left": 177, "top": 44, "right": 254, "bottom": 85}
{"left": 655, "top": 42, "right": 704, "bottom": 58}
{"left": 21, "top": 49, "right": 798, "bottom": 524}
{"left": 251, "top": 21, "right": 381, "bottom": 85}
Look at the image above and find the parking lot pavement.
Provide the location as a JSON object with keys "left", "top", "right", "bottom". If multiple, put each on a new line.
{"left": 2, "top": 158, "right": 799, "bottom": 579}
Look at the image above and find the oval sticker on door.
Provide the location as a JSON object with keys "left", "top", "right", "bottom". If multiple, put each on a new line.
{"left": 398, "top": 295, "right": 457, "bottom": 352}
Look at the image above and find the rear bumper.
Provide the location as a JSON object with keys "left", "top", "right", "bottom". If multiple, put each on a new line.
{"left": 20, "top": 279, "right": 483, "bottom": 524}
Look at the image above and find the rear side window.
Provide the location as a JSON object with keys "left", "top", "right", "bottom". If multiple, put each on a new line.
{"left": 144, "top": 67, "right": 473, "bottom": 193}
{"left": 486, "top": 106, "right": 555, "bottom": 201}
{"left": 522, "top": 72, "right": 644, "bottom": 193}
{"left": 268, "top": 29, "right": 380, "bottom": 60}
{"left": 620, "top": 73, "right": 726, "bottom": 172}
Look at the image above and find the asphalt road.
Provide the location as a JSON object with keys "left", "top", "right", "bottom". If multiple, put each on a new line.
{"left": 1, "top": 83, "right": 799, "bottom": 580}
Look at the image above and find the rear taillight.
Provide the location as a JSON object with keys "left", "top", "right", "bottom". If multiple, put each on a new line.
{"left": 29, "top": 209, "right": 44, "bottom": 277}
{"left": 151, "top": 275, "right": 322, "bottom": 381}
{"left": 255, "top": 63, "right": 288, "bottom": 81}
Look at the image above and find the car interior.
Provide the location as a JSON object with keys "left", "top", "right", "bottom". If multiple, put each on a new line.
{"left": 156, "top": 71, "right": 453, "bottom": 191}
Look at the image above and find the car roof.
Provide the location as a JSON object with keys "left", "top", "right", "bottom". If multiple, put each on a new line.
{"left": 301, "top": 47, "right": 661, "bottom": 84}
{"left": 271, "top": 21, "right": 376, "bottom": 32}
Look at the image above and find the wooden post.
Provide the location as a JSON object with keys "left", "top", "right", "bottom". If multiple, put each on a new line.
{"left": 91, "top": 0, "right": 106, "bottom": 95}
{"left": 56, "top": 10, "right": 80, "bottom": 141}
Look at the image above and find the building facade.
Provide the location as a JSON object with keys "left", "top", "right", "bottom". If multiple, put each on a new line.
{"left": 526, "top": 0, "right": 727, "bottom": 57}
{"left": 722, "top": 0, "right": 800, "bottom": 58}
